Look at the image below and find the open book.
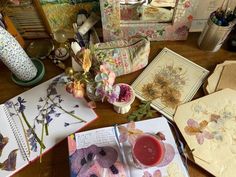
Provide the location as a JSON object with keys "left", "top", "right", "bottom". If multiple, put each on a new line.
{"left": 0, "top": 74, "right": 97, "bottom": 177}
{"left": 68, "top": 117, "right": 189, "bottom": 177}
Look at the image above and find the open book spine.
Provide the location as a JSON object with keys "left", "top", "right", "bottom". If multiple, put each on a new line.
{"left": 114, "top": 125, "right": 131, "bottom": 177}
{"left": 3, "top": 105, "right": 29, "bottom": 161}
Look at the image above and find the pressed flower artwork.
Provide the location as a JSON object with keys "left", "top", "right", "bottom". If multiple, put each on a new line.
{"left": 3, "top": 74, "right": 97, "bottom": 165}
{"left": 174, "top": 89, "right": 236, "bottom": 177}
{"left": 132, "top": 48, "right": 209, "bottom": 119}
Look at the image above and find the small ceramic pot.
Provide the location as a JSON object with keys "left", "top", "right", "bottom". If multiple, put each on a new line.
{"left": 0, "top": 26, "right": 37, "bottom": 81}
{"left": 113, "top": 83, "right": 135, "bottom": 114}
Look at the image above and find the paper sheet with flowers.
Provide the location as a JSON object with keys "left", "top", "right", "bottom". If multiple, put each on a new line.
{"left": 0, "top": 74, "right": 97, "bottom": 177}
{"left": 132, "top": 48, "right": 209, "bottom": 120}
{"left": 174, "top": 89, "right": 236, "bottom": 177}
{"left": 68, "top": 117, "right": 189, "bottom": 177}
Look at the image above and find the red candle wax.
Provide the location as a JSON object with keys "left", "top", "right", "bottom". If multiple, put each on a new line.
{"left": 132, "top": 134, "right": 165, "bottom": 167}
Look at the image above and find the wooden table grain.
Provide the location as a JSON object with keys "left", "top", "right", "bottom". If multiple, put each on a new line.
{"left": 0, "top": 33, "right": 236, "bottom": 177}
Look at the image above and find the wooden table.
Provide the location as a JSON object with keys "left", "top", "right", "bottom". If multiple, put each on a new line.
{"left": 1, "top": 33, "right": 236, "bottom": 177}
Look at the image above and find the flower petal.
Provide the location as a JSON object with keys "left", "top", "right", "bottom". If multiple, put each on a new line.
{"left": 153, "top": 169, "right": 162, "bottom": 177}
{"left": 96, "top": 146, "right": 118, "bottom": 168}
{"left": 142, "top": 171, "right": 152, "bottom": 177}
{"left": 187, "top": 119, "right": 199, "bottom": 128}
{"left": 87, "top": 101, "right": 96, "bottom": 109}
{"left": 127, "top": 121, "right": 135, "bottom": 130}
{"left": 199, "top": 120, "right": 208, "bottom": 129}
{"left": 157, "top": 143, "right": 175, "bottom": 167}
{"left": 203, "top": 131, "right": 213, "bottom": 139}
{"left": 196, "top": 133, "right": 204, "bottom": 145}
{"left": 118, "top": 126, "right": 128, "bottom": 143}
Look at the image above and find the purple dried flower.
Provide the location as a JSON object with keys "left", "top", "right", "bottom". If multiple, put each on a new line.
{"left": 46, "top": 115, "right": 52, "bottom": 124}
{"left": 1, "top": 149, "right": 18, "bottom": 171}
{"left": 29, "top": 136, "right": 37, "bottom": 152}
{"left": 64, "top": 122, "right": 70, "bottom": 127}
{"left": 118, "top": 84, "right": 132, "bottom": 102}
{"left": 96, "top": 146, "right": 118, "bottom": 168}
{"left": 17, "top": 97, "right": 26, "bottom": 112}
{"left": 70, "top": 145, "right": 99, "bottom": 176}
{"left": 55, "top": 113, "right": 61, "bottom": 117}
{"left": 4, "top": 101, "right": 13, "bottom": 108}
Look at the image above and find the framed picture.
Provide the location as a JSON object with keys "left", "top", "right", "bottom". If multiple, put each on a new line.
{"left": 99, "top": 0, "right": 198, "bottom": 41}
{"left": 131, "top": 48, "right": 209, "bottom": 120}
{"left": 190, "top": 0, "right": 223, "bottom": 32}
{"left": 34, "top": 0, "right": 100, "bottom": 37}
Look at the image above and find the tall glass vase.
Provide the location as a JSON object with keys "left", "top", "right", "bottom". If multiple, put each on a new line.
{"left": 0, "top": 26, "right": 37, "bottom": 81}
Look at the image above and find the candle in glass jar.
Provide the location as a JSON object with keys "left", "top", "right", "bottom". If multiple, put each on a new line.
{"left": 132, "top": 134, "right": 165, "bottom": 167}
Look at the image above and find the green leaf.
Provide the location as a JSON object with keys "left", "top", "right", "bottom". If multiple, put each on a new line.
{"left": 127, "top": 101, "right": 156, "bottom": 121}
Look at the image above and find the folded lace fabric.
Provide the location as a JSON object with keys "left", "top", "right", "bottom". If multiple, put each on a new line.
{"left": 93, "top": 37, "right": 150, "bottom": 77}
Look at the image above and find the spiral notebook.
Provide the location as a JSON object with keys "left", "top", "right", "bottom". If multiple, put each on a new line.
{"left": 68, "top": 117, "right": 189, "bottom": 177}
{"left": 0, "top": 74, "right": 97, "bottom": 177}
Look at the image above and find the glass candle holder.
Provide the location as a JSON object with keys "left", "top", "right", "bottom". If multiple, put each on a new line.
{"left": 131, "top": 134, "right": 165, "bottom": 169}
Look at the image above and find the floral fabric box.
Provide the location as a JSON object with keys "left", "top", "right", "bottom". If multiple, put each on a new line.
{"left": 100, "top": 0, "right": 198, "bottom": 41}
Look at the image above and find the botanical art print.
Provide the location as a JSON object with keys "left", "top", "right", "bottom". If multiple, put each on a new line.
{"left": 174, "top": 89, "right": 236, "bottom": 177}
{"left": 141, "top": 64, "right": 186, "bottom": 110}
{"left": 4, "top": 75, "right": 96, "bottom": 161}
{"left": 132, "top": 48, "right": 209, "bottom": 119}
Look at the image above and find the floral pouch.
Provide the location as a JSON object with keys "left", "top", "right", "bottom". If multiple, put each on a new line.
{"left": 92, "top": 37, "right": 150, "bottom": 76}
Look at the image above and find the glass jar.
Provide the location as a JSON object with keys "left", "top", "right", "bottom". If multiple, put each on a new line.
{"left": 86, "top": 82, "right": 102, "bottom": 101}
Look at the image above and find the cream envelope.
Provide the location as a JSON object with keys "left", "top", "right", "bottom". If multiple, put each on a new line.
{"left": 206, "top": 61, "right": 236, "bottom": 94}
{"left": 174, "top": 89, "right": 236, "bottom": 177}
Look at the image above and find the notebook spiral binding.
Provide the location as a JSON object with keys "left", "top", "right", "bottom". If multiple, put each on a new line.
{"left": 3, "top": 105, "right": 29, "bottom": 161}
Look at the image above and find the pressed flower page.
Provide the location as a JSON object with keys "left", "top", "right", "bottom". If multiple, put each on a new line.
{"left": 2, "top": 74, "right": 97, "bottom": 175}
{"left": 0, "top": 105, "right": 27, "bottom": 177}
{"left": 174, "top": 89, "right": 236, "bottom": 177}
{"left": 69, "top": 117, "right": 189, "bottom": 177}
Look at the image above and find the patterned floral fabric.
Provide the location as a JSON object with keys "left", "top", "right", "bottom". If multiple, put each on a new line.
{"left": 100, "top": 0, "right": 197, "bottom": 41}
{"left": 93, "top": 37, "right": 150, "bottom": 76}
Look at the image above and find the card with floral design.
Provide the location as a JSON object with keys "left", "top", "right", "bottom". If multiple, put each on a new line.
{"left": 0, "top": 74, "right": 97, "bottom": 177}
{"left": 132, "top": 47, "right": 209, "bottom": 120}
{"left": 68, "top": 117, "right": 189, "bottom": 177}
{"left": 174, "top": 89, "right": 236, "bottom": 177}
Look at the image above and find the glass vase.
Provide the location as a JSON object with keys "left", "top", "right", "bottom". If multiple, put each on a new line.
{"left": 86, "top": 82, "right": 102, "bottom": 101}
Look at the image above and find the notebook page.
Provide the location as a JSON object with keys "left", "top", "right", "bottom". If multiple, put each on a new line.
{"left": 3, "top": 74, "right": 97, "bottom": 165}
{"left": 73, "top": 127, "right": 131, "bottom": 177}
{"left": 75, "top": 127, "right": 117, "bottom": 148}
{"left": 0, "top": 105, "right": 27, "bottom": 177}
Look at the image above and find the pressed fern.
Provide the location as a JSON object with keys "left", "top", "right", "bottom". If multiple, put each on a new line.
{"left": 127, "top": 101, "right": 156, "bottom": 121}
